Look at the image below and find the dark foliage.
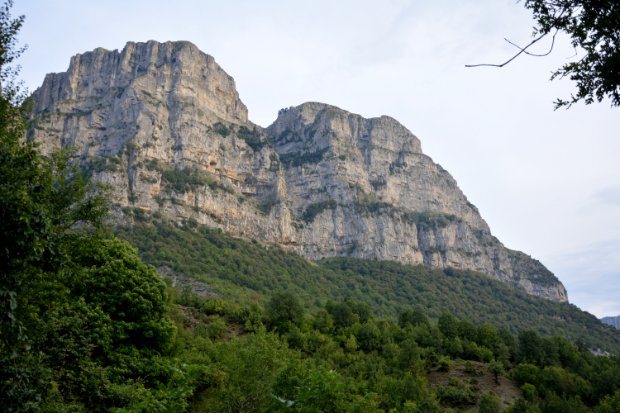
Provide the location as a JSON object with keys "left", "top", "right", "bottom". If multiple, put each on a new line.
{"left": 524, "top": 0, "right": 620, "bottom": 108}
{"left": 237, "top": 125, "right": 269, "bottom": 152}
{"left": 146, "top": 160, "right": 234, "bottom": 195}
{"left": 279, "top": 147, "right": 329, "bottom": 169}
{"left": 301, "top": 199, "right": 338, "bottom": 222}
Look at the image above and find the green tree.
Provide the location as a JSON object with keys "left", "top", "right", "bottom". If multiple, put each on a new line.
{"left": 356, "top": 322, "right": 380, "bottom": 352}
{"left": 398, "top": 309, "right": 430, "bottom": 329}
{"left": 266, "top": 291, "right": 305, "bottom": 329}
{"left": 438, "top": 311, "right": 459, "bottom": 340}
{"left": 331, "top": 301, "right": 359, "bottom": 329}
{"left": 399, "top": 339, "right": 422, "bottom": 371}
{"left": 596, "top": 388, "right": 620, "bottom": 413}
{"left": 505, "top": 397, "right": 541, "bottom": 413}
{"left": 477, "top": 323, "right": 501, "bottom": 349}
{"left": 209, "top": 328, "right": 297, "bottom": 413}
{"left": 68, "top": 238, "right": 176, "bottom": 377}
{"left": 209, "top": 318, "right": 228, "bottom": 339}
{"left": 0, "top": 2, "right": 110, "bottom": 409}
{"left": 458, "top": 318, "right": 478, "bottom": 342}
{"left": 525, "top": 0, "right": 620, "bottom": 108}
{"left": 487, "top": 360, "right": 505, "bottom": 384}
{"left": 446, "top": 336, "right": 464, "bottom": 358}
{"left": 521, "top": 383, "right": 538, "bottom": 402}
{"left": 519, "top": 330, "right": 543, "bottom": 364}
{"left": 312, "top": 309, "right": 334, "bottom": 333}
{"left": 513, "top": 364, "right": 540, "bottom": 386}
{"left": 539, "top": 394, "right": 587, "bottom": 413}
{"left": 269, "top": 369, "right": 347, "bottom": 413}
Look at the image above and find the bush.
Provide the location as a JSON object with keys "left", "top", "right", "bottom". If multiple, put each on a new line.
{"left": 436, "top": 384, "right": 478, "bottom": 408}
{"left": 438, "top": 356, "right": 454, "bottom": 371}
{"left": 301, "top": 200, "right": 338, "bottom": 223}
{"left": 446, "top": 337, "right": 464, "bottom": 358}
{"left": 209, "top": 318, "right": 227, "bottom": 339}
{"left": 465, "top": 360, "right": 477, "bottom": 373}
{"left": 478, "top": 392, "right": 501, "bottom": 413}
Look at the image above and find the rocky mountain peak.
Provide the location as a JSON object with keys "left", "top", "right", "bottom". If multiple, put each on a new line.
{"left": 33, "top": 40, "right": 248, "bottom": 144}
{"left": 28, "top": 41, "right": 569, "bottom": 304}
{"left": 268, "top": 102, "right": 423, "bottom": 155}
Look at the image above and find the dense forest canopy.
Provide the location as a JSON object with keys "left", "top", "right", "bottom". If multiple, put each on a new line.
{"left": 114, "top": 216, "right": 620, "bottom": 353}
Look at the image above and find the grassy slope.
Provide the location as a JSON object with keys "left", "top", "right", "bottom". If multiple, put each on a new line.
{"left": 115, "top": 217, "right": 620, "bottom": 353}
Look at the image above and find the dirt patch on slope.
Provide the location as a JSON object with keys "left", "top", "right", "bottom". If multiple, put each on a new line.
{"left": 427, "top": 361, "right": 521, "bottom": 412}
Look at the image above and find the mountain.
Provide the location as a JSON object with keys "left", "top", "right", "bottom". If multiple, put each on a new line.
{"left": 29, "top": 40, "right": 567, "bottom": 303}
{"left": 602, "top": 315, "right": 620, "bottom": 329}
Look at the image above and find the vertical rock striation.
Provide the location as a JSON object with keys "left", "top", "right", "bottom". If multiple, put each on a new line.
{"left": 29, "top": 40, "right": 569, "bottom": 303}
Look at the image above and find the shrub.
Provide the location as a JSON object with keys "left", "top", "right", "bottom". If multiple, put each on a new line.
{"left": 279, "top": 147, "right": 329, "bottom": 169}
{"left": 436, "top": 384, "right": 478, "bottom": 408}
{"left": 478, "top": 392, "right": 501, "bottom": 413}
{"left": 465, "top": 360, "right": 477, "bottom": 373}
{"left": 438, "top": 356, "right": 454, "bottom": 371}
{"left": 208, "top": 318, "right": 227, "bottom": 339}
{"left": 214, "top": 122, "right": 231, "bottom": 137}
{"left": 521, "top": 383, "right": 538, "bottom": 402}
{"left": 301, "top": 200, "right": 338, "bottom": 223}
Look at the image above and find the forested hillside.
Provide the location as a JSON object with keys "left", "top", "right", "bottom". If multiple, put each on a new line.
{"left": 114, "top": 213, "right": 620, "bottom": 353}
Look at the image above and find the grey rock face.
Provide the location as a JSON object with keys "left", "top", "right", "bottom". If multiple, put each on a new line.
{"left": 157, "top": 265, "right": 217, "bottom": 298}
{"left": 601, "top": 316, "right": 620, "bottom": 329}
{"left": 29, "top": 40, "right": 568, "bottom": 303}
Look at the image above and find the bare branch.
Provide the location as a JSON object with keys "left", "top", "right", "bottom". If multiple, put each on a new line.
{"left": 465, "top": 31, "right": 549, "bottom": 68}
{"left": 505, "top": 28, "right": 559, "bottom": 57}
{"left": 466, "top": 6, "right": 570, "bottom": 69}
{"left": 566, "top": 47, "right": 578, "bottom": 59}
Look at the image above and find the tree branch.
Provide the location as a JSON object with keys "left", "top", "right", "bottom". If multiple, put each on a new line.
{"left": 505, "top": 28, "right": 559, "bottom": 57}
{"left": 466, "top": 4, "right": 570, "bottom": 69}
{"left": 465, "top": 31, "right": 550, "bottom": 68}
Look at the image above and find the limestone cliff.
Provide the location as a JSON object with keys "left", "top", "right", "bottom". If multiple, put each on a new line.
{"left": 29, "top": 40, "right": 569, "bottom": 303}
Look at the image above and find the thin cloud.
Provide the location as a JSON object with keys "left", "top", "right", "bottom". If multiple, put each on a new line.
{"left": 544, "top": 239, "right": 620, "bottom": 318}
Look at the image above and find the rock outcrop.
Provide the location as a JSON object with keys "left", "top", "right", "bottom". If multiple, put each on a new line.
{"left": 157, "top": 265, "right": 217, "bottom": 298}
{"left": 29, "top": 40, "right": 569, "bottom": 303}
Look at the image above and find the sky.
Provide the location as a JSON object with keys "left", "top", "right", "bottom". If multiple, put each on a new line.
{"left": 12, "top": 0, "right": 620, "bottom": 317}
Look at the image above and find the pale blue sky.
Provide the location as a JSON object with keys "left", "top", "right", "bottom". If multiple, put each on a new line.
{"left": 12, "top": 0, "right": 620, "bottom": 317}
